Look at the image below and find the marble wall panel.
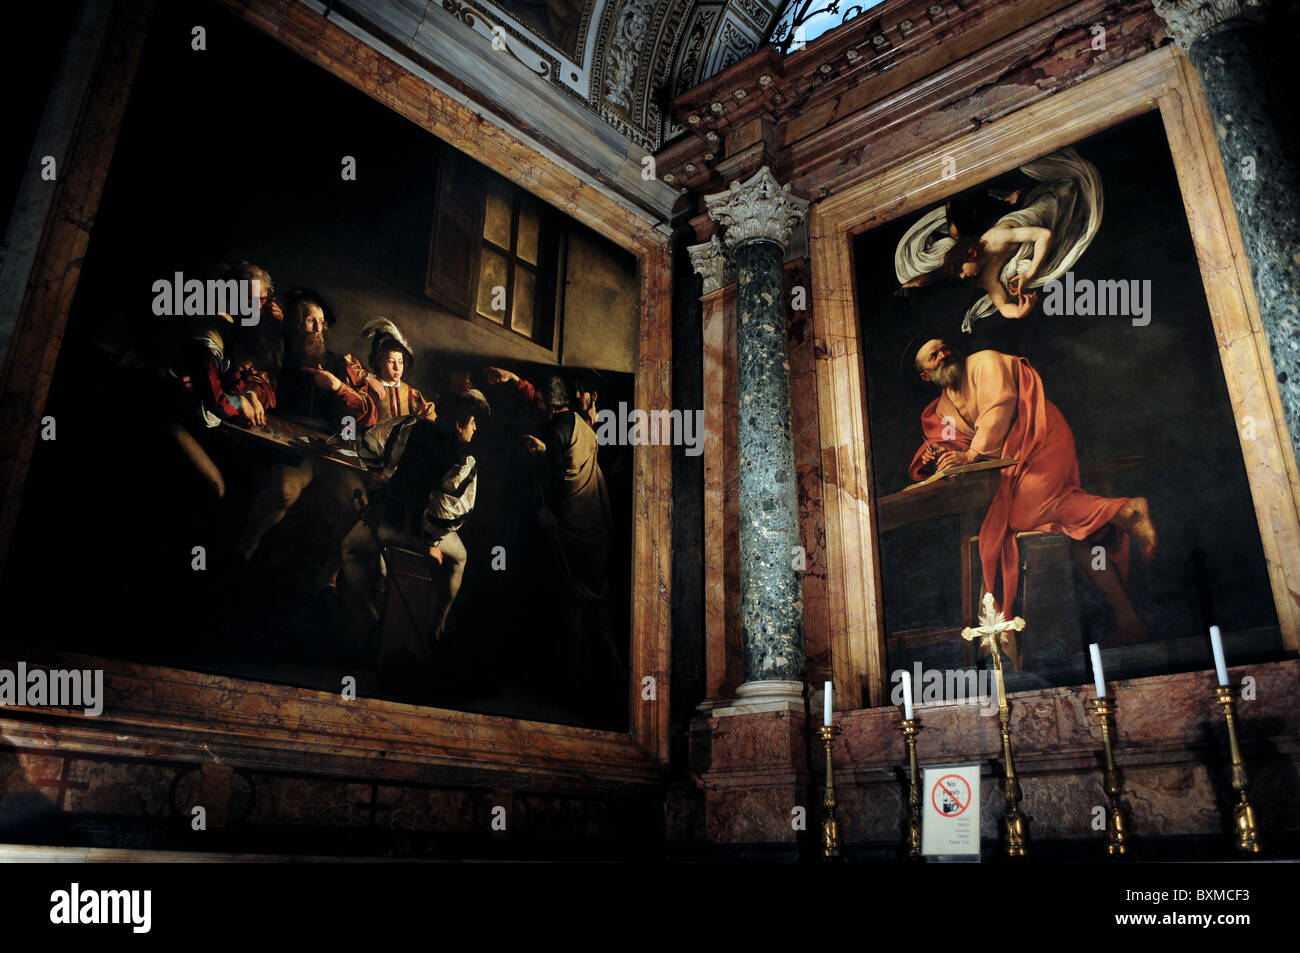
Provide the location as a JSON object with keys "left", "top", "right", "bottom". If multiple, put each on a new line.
{"left": 704, "top": 709, "right": 806, "bottom": 773}
{"left": 705, "top": 785, "right": 802, "bottom": 843}
{"left": 693, "top": 660, "right": 1300, "bottom": 848}
{"left": 62, "top": 759, "right": 173, "bottom": 818}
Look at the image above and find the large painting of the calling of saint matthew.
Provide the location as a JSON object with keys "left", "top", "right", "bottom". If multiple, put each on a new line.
{"left": 854, "top": 112, "right": 1285, "bottom": 696}
{"left": 0, "top": 2, "right": 638, "bottom": 731}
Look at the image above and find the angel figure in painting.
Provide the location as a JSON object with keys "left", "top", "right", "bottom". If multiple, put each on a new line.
{"left": 896, "top": 148, "right": 1104, "bottom": 332}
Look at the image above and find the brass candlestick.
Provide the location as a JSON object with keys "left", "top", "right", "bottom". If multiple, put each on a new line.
{"left": 1087, "top": 697, "right": 1128, "bottom": 857}
{"left": 899, "top": 717, "right": 922, "bottom": 859}
{"left": 995, "top": 680, "right": 1028, "bottom": 858}
{"left": 819, "top": 724, "right": 843, "bottom": 861}
{"left": 1214, "top": 686, "right": 1262, "bottom": 854}
{"left": 962, "top": 593, "right": 1028, "bottom": 858}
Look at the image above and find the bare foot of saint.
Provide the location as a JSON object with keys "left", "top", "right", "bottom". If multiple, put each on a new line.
{"left": 1115, "top": 497, "right": 1158, "bottom": 562}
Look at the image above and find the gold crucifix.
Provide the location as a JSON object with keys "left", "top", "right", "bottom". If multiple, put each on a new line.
{"left": 961, "top": 592, "right": 1025, "bottom": 716}
{"left": 962, "top": 591, "right": 1030, "bottom": 856}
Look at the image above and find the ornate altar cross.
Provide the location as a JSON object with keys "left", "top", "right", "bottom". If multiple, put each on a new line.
{"left": 959, "top": 590, "right": 1029, "bottom": 856}
{"left": 961, "top": 591, "right": 1025, "bottom": 714}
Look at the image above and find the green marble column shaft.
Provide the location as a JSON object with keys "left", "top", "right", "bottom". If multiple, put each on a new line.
{"left": 734, "top": 238, "right": 804, "bottom": 684}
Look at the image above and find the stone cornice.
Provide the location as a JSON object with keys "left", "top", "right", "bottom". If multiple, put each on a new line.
{"left": 668, "top": 0, "right": 1076, "bottom": 136}
{"left": 656, "top": 0, "right": 1166, "bottom": 200}
{"left": 658, "top": 0, "right": 1084, "bottom": 192}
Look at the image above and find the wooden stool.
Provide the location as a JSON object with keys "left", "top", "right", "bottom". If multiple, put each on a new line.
{"left": 967, "top": 531, "right": 1081, "bottom": 670}
{"left": 377, "top": 543, "right": 441, "bottom": 668}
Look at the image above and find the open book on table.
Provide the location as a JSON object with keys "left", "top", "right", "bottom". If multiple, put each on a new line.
{"left": 901, "top": 456, "right": 1016, "bottom": 491}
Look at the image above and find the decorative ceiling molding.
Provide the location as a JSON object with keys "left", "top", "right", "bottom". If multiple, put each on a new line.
{"left": 314, "top": 0, "right": 680, "bottom": 222}
{"left": 440, "top": 0, "right": 610, "bottom": 94}
{"left": 661, "top": 0, "right": 784, "bottom": 142}
{"left": 656, "top": 0, "right": 1169, "bottom": 211}
{"left": 304, "top": 0, "right": 837, "bottom": 217}
{"left": 322, "top": 0, "right": 785, "bottom": 155}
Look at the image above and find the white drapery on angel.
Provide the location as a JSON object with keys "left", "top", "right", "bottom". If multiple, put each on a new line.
{"left": 893, "top": 148, "right": 1104, "bottom": 332}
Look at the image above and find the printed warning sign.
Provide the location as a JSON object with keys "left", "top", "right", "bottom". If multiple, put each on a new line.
{"left": 921, "top": 763, "right": 981, "bottom": 857}
{"left": 931, "top": 774, "right": 971, "bottom": 817}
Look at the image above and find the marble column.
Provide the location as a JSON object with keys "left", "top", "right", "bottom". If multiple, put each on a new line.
{"left": 1153, "top": 0, "right": 1300, "bottom": 463}
{"left": 698, "top": 167, "right": 810, "bottom": 708}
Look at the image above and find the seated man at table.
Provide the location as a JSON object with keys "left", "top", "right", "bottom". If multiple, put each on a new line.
{"left": 189, "top": 317, "right": 278, "bottom": 427}
{"left": 340, "top": 389, "right": 490, "bottom": 664}
{"left": 145, "top": 314, "right": 280, "bottom": 501}
{"left": 227, "top": 258, "right": 285, "bottom": 326}
{"left": 909, "top": 336, "right": 1157, "bottom": 648}
{"left": 234, "top": 290, "right": 372, "bottom": 583}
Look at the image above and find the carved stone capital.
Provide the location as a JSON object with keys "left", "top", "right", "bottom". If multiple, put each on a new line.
{"left": 703, "top": 166, "right": 810, "bottom": 253}
{"left": 1150, "top": 0, "right": 1269, "bottom": 51}
{"left": 688, "top": 234, "right": 735, "bottom": 294}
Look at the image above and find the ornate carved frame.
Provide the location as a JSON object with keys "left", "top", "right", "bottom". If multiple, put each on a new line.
{"left": 0, "top": 0, "right": 672, "bottom": 791}
{"left": 808, "top": 46, "right": 1300, "bottom": 707}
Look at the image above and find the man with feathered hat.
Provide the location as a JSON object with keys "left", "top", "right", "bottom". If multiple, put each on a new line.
{"left": 343, "top": 317, "right": 437, "bottom": 429}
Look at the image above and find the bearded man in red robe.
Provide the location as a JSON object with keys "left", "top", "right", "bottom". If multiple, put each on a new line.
{"left": 908, "top": 337, "right": 1158, "bottom": 653}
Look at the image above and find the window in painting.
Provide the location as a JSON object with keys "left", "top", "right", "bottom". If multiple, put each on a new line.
{"left": 427, "top": 147, "right": 562, "bottom": 353}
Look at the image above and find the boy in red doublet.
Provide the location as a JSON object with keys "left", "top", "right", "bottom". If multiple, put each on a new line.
{"left": 345, "top": 318, "right": 436, "bottom": 429}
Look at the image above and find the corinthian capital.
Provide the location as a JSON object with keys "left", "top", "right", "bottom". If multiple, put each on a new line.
{"left": 1150, "top": 0, "right": 1269, "bottom": 51}
{"left": 688, "top": 234, "right": 735, "bottom": 294}
{"left": 703, "top": 167, "right": 810, "bottom": 253}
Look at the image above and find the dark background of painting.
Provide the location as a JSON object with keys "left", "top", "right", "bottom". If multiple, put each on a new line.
{"left": 853, "top": 112, "right": 1280, "bottom": 675}
{"left": 0, "top": 0, "right": 634, "bottom": 729}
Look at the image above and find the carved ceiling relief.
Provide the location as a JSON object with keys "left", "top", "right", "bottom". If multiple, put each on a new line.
{"left": 604, "top": 0, "right": 657, "bottom": 111}
{"left": 433, "top": 0, "right": 784, "bottom": 150}
{"left": 732, "top": 0, "right": 772, "bottom": 31}
{"left": 679, "top": 1, "right": 784, "bottom": 128}
{"left": 667, "top": 7, "right": 722, "bottom": 138}
{"left": 707, "top": 13, "right": 764, "bottom": 76}
{"left": 439, "top": 0, "right": 572, "bottom": 87}
{"left": 1150, "top": 0, "right": 1269, "bottom": 50}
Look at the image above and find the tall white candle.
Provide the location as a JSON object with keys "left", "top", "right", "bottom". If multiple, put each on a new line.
{"left": 824, "top": 680, "right": 832, "bottom": 726}
{"left": 902, "top": 671, "right": 914, "bottom": 720}
{"left": 1089, "top": 643, "right": 1106, "bottom": 698}
{"left": 1209, "top": 626, "right": 1229, "bottom": 687}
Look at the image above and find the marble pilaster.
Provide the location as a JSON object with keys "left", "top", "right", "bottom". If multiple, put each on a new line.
{"left": 1153, "top": 0, "right": 1300, "bottom": 464}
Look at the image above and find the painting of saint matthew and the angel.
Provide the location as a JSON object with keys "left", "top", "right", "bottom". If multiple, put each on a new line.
{"left": 854, "top": 112, "right": 1283, "bottom": 693}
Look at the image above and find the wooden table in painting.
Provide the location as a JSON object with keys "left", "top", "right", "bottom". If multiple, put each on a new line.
{"left": 215, "top": 414, "right": 368, "bottom": 473}
{"left": 218, "top": 414, "right": 444, "bottom": 656}
{"left": 876, "top": 456, "right": 1144, "bottom": 668}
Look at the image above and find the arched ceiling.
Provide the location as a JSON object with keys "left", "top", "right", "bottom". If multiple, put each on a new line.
{"left": 420, "top": 0, "right": 785, "bottom": 150}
